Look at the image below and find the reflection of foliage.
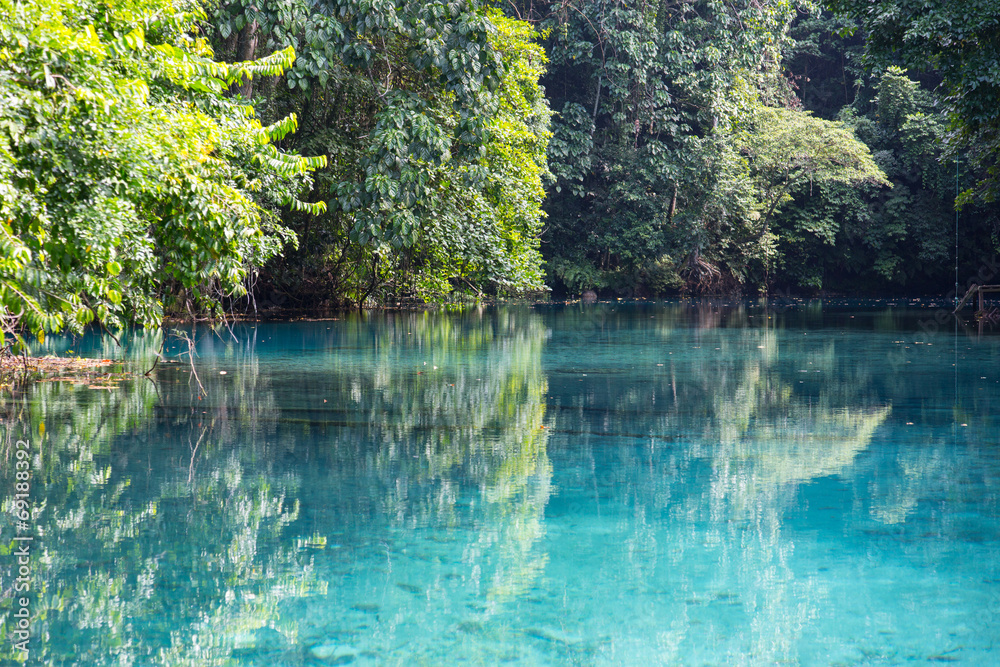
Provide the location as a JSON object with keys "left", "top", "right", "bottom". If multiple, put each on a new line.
{"left": 311, "top": 310, "right": 553, "bottom": 608}
{"left": 709, "top": 330, "right": 891, "bottom": 491}
{"left": 0, "top": 330, "right": 313, "bottom": 666}
{"left": 0, "top": 309, "right": 552, "bottom": 664}
{"left": 1, "top": 305, "right": 997, "bottom": 664}
{"left": 545, "top": 302, "right": 897, "bottom": 663}
{"left": 539, "top": 302, "right": 1000, "bottom": 664}
{"left": 566, "top": 304, "right": 894, "bottom": 500}
{"left": 21, "top": 332, "right": 164, "bottom": 455}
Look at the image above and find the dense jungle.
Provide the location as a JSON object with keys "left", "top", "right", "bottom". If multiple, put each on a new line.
{"left": 2, "top": 0, "right": 1000, "bottom": 338}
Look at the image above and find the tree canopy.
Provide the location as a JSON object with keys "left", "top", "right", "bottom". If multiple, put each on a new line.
{"left": 203, "top": 0, "right": 553, "bottom": 306}
{"left": 1, "top": 0, "right": 999, "bottom": 330}
{"left": 511, "top": 0, "right": 897, "bottom": 295}
{"left": 826, "top": 0, "right": 1000, "bottom": 203}
{"left": 0, "top": 0, "right": 324, "bottom": 342}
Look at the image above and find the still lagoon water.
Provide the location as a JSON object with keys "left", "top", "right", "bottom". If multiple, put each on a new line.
{"left": 2, "top": 301, "right": 999, "bottom": 665}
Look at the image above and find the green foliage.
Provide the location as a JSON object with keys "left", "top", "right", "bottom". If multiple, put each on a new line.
{"left": 768, "top": 64, "right": 1000, "bottom": 292}
{"left": 0, "top": 0, "right": 324, "bottom": 343}
{"left": 6, "top": 0, "right": 995, "bottom": 317}
{"left": 826, "top": 0, "right": 1000, "bottom": 203}
{"left": 784, "top": 9, "right": 865, "bottom": 118}
{"left": 835, "top": 70, "right": 963, "bottom": 285}
{"left": 531, "top": 1, "right": 998, "bottom": 297}
{"left": 738, "top": 106, "right": 889, "bottom": 233}
{"left": 207, "top": 0, "right": 551, "bottom": 305}
{"left": 398, "top": 9, "right": 553, "bottom": 300}
{"left": 515, "top": 0, "right": 804, "bottom": 296}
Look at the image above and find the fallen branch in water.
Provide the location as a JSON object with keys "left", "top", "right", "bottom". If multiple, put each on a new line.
{"left": 0, "top": 355, "right": 130, "bottom": 389}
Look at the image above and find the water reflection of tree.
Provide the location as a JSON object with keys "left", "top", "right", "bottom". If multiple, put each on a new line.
{"left": 285, "top": 310, "right": 552, "bottom": 659}
{"left": 5, "top": 304, "right": 993, "bottom": 663}
{"left": 545, "top": 302, "right": 894, "bottom": 664}
{"left": 700, "top": 326, "right": 890, "bottom": 663}
{"left": 0, "top": 310, "right": 552, "bottom": 664}
{"left": 547, "top": 303, "right": 891, "bottom": 483}
{"left": 0, "top": 330, "right": 318, "bottom": 666}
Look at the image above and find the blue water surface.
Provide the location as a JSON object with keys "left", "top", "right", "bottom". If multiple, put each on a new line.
{"left": 2, "top": 301, "right": 999, "bottom": 665}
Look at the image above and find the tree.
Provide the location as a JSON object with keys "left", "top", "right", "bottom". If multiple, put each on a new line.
{"left": 507, "top": 0, "right": 804, "bottom": 296}
{"left": 739, "top": 107, "right": 889, "bottom": 235}
{"left": 0, "top": 0, "right": 325, "bottom": 344}
{"left": 769, "top": 64, "right": 1000, "bottom": 292}
{"left": 384, "top": 9, "right": 553, "bottom": 300}
{"left": 206, "top": 0, "right": 553, "bottom": 305}
{"left": 784, "top": 8, "right": 866, "bottom": 118}
{"left": 735, "top": 106, "right": 890, "bottom": 286}
{"left": 825, "top": 0, "right": 1000, "bottom": 203}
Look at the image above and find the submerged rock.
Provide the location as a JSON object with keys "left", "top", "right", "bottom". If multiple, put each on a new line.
{"left": 309, "top": 642, "right": 359, "bottom": 663}
{"left": 457, "top": 620, "right": 485, "bottom": 634}
{"left": 395, "top": 582, "right": 423, "bottom": 595}
{"left": 525, "top": 627, "right": 585, "bottom": 646}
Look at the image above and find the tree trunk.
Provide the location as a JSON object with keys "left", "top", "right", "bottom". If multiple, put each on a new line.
{"left": 235, "top": 18, "right": 259, "bottom": 99}
{"left": 592, "top": 74, "right": 602, "bottom": 120}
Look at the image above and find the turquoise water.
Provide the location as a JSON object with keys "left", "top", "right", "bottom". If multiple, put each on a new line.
{"left": 2, "top": 301, "right": 1000, "bottom": 665}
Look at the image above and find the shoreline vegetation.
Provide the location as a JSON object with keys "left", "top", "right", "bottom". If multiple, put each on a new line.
{"left": 1, "top": 0, "right": 998, "bottom": 348}
{"left": 0, "top": 293, "right": 992, "bottom": 389}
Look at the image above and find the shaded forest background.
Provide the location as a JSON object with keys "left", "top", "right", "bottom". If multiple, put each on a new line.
{"left": 2, "top": 0, "right": 1000, "bottom": 338}
{"left": 221, "top": 0, "right": 1000, "bottom": 304}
